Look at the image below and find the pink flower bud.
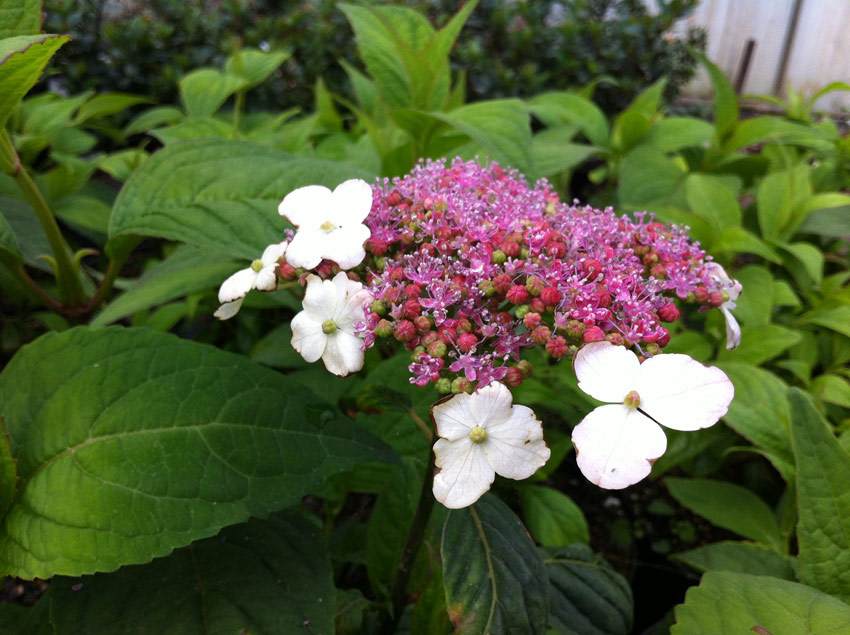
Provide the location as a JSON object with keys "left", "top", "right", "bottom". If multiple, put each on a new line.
{"left": 457, "top": 333, "right": 478, "bottom": 353}
{"left": 583, "top": 326, "right": 605, "bottom": 343}
{"left": 546, "top": 336, "right": 569, "bottom": 358}
{"left": 658, "top": 303, "right": 680, "bottom": 322}
{"left": 540, "top": 286, "right": 562, "bottom": 306}
{"left": 506, "top": 285, "right": 530, "bottom": 305}
{"left": 531, "top": 326, "right": 552, "bottom": 345}
{"left": 503, "top": 366, "right": 524, "bottom": 387}
{"left": 394, "top": 320, "right": 417, "bottom": 342}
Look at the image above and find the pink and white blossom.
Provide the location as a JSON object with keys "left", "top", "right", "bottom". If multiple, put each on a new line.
{"left": 214, "top": 242, "right": 287, "bottom": 320}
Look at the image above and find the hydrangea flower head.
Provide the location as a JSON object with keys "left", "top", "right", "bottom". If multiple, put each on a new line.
{"left": 214, "top": 241, "right": 287, "bottom": 320}
{"left": 278, "top": 179, "right": 373, "bottom": 270}
{"left": 431, "top": 382, "right": 550, "bottom": 508}
{"left": 291, "top": 272, "right": 373, "bottom": 376}
{"left": 571, "top": 341, "right": 734, "bottom": 489}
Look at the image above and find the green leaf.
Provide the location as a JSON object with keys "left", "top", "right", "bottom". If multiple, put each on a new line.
{"left": 224, "top": 48, "right": 290, "bottom": 89}
{"left": 696, "top": 52, "right": 738, "bottom": 139}
{"left": 713, "top": 226, "right": 782, "bottom": 263}
{"left": 778, "top": 241, "right": 824, "bottom": 285}
{"left": 430, "top": 99, "right": 532, "bottom": 174}
{"left": 0, "top": 195, "right": 51, "bottom": 270}
{"left": 0, "top": 35, "right": 70, "bottom": 129}
{"left": 790, "top": 388, "right": 850, "bottom": 602}
{"left": 51, "top": 194, "right": 111, "bottom": 235}
{"left": 124, "top": 106, "right": 184, "bottom": 136}
{"left": 0, "top": 326, "right": 396, "bottom": 579}
{"left": 91, "top": 245, "right": 240, "bottom": 326}
{"left": 149, "top": 116, "right": 234, "bottom": 144}
{"left": 520, "top": 486, "right": 589, "bottom": 547}
{"left": 0, "top": 417, "right": 15, "bottom": 520}
{"left": 798, "top": 302, "right": 850, "bottom": 339}
{"left": 179, "top": 68, "right": 247, "bottom": 117}
{"left": 811, "top": 374, "right": 850, "bottom": 408}
{"left": 0, "top": 0, "right": 43, "bottom": 37}
{"left": 37, "top": 512, "right": 335, "bottom": 634}
{"left": 108, "top": 138, "right": 375, "bottom": 260}
{"left": 442, "top": 494, "right": 548, "bottom": 634}
{"left": 716, "top": 324, "right": 803, "bottom": 365}
{"left": 527, "top": 92, "right": 610, "bottom": 147}
{"left": 97, "top": 148, "right": 149, "bottom": 181}
{"left": 684, "top": 173, "right": 742, "bottom": 232}
{"left": 800, "top": 204, "right": 850, "bottom": 238}
{"left": 717, "top": 363, "right": 793, "bottom": 481}
{"left": 642, "top": 117, "right": 714, "bottom": 152}
{"left": 672, "top": 541, "right": 797, "bottom": 579}
{"left": 757, "top": 166, "right": 811, "bottom": 240}
{"left": 731, "top": 265, "right": 774, "bottom": 325}
{"left": 0, "top": 209, "right": 22, "bottom": 266}
{"left": 666, "top": 478, "right": 784, "bottom": 551}
{"left": 542, "top": 544, "right": 633, "bottom": 635}
{"left": 624, "top": 77, "right": 666, "bottom": 120}
{"left": 366, "top": 458, "right": 422, "bottom": 597}
{"left": 421, "top": 0, "right": 479, "bottom": 110}
{"left": 532, "top": 130, "right": 598, "bottom": 178}
{"left": 618, "top": 146, "right": 685, "bottom": 209}
{"left": 672, "top": 571, "right": 850, "bottom": 634}
{"left": 724, "top": 116, "right": 827, "bottom": 154}
{"left": 74, "top": 93, "right": 152, "bottom": 124}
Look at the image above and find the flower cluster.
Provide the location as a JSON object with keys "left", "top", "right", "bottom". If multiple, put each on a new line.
{"left": 359, "top": 158, "right": 738, "bottom": 392}
{"left": 212, "top": 158, "right": 741, "bottom": 506}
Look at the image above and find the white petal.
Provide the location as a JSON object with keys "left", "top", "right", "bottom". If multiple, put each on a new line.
{"left": 432, "top": 440, "right": 495, "bottom": 509}
{"left": 261, "top": 241, "right": 288, "bottom": 266}
{"left": 278, "top": 185, "right": 332, "bottom": 227}
{"left": 254, "top": 265, "right": 278, "bottom": 292}
{"left": 574, "top": 341, "right": 641, "bottom": 403}
{"left": 432, "top": 394, "right": 476, "bottom": 441}
{"left": 328, "top": 179, "right": 374, "bottom": 225}
{"left": 483, "top": 404, "right": 550, "bottom": 480}
{"left": 321, "top": 330, "right": 365, "bottom": 376}
{"left": 572, "top": 405, "right": 667, "bottom": 489}
{"left": 284, "top": 229, "right": 324, "bottom": 270}
{"left": 721, "top": 306, "right": 742, "bottom": 350}
{"left": 301, "top": 275, "right": 340, "bottom": 322}
{"left": 321, "top": 224, "right": 371, "bottom": 270}
{"left": 290, "top": 311, "right": 326, "bottom": 363}
{"left": 214, "top": 298, "right": 243, "bottom": 320}
{"left": 467, "top": 382, "right": 515, "bottom": 429}
{"left": 331, "top": 272, "right": 370, "bottom": 328}
{"left": 637, "top": 354, "right": 735, "bottom": 431}
{"left": 218, "top": 268, "right": 257, "bottom": 303}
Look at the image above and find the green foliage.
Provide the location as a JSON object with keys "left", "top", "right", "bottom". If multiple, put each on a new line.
{"left": 0, "top": 326, "right": 395, "bottom": 578}
{"left": 442, "top": 494, "right": 548, "bottom": 634}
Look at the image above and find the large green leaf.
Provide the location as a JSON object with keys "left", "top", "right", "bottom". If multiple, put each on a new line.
{"left": 666, "top": 478, "right": 784, "bottom": 551}
{"left": 731, "top": 265, "right": 774, "bottom": 326}
{"left": 91, "top": 245, "right": 240, "bottom": 326}
{"left": 0, "top": 34, "right": 69, "bottom": 129}
{"left": 757, "top": 166, "right": 811, "bottom": 240}
{"left": 672, "top": 571, "right": 850, "bottom": 634}
{"left": 714, "top": 363, "right": 794, "bottom": 481}
{"left": 520, "top": 485, "right": 589, "bottom": 547}
{"left": 542, "top": 545, "right": 632, "bottom": 635}
{"left": 0, "top": 417, "right": 15, "bottom": 521}
{"left": 716, "top": 324, "right": 803, "bottom": 365}
{"left": 790, "top": 388, "right": 850, "bottom": 602}
{"left": 224, "top": 48, "right": 290, "bottom": 89}
{"left": 672, "top": 541, "right": 797, "bottom": 580}
{"left": 179, "top": 68, "right": 247, "bottom": 118}
{"left": 642, "top": 117, "right": 714, "bottom": 152}
{"left": 442, "top": 494, "right": 548, "bottom": 634}
{"left": 0, "top": 0, "right": 42, "bottom": 38}
{"left": 527, "top": 92, "right": 610, "bottom": 147}
{"left": 684, "top": 173, "right": 742, "bottom": 232}
{"left": 696, "top": 52, "right": 738, "bottom": 140}
{"left": 618, "top": 146, "right": 686, "bottom": 209}
{"left": 108, "top": 139, "right": 375, "bottom": 260}
{"left": 0, "top": 326, "right": 395, "bottom": 579}
{"left": 15, "top": 512, "right": 335, "bottom": 635}
{"left": 430, "top": 99, "right": 533, "bottom": 174}
{"left": 797, "top": 302, "right": 850, "bottom": 339}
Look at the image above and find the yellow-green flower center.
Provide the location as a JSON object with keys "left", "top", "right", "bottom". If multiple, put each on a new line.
{"left": 469, "top": 426, "right": 487, "bottom": 443}
{"left": 250, "top": 259, "right": 264, "bottom": 272}
{"left": 320, "top": 220, "right": 336, "bottom": 232}
{"left": 624, "top": 390, "right": 641, "bottom": 408}
{"left": 322, "top": 319, "right": 337, "bottom": 335}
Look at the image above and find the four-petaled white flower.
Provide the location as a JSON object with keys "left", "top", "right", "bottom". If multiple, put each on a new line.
{"left": 214, "top": 242, "right": 287, "bottom": 320}
{"left": 431, "top": 382, "right": 550, "bottom": 509}
{"left": 291, "top": 272, "right": 373, "bottom": 376}
{"left": 278, "top": 179, "right": 373, "bottom": 270}
{"left": 571, "top": 341, "right": 734, "bottom": 489}
{"left": 706, "top": 262, "right": 743, "bottom": 350}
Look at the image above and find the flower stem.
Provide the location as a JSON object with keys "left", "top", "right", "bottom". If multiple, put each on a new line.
{"left": 379, "top": 437, "right": 437, "bottom": 633}
{"left": 0, "top": 130, "right": 86, "bottom": 307}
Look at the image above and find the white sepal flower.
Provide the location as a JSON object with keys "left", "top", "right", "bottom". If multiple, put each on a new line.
{"left": 705, "top": 262, "right": 743, "bottom": 350}
{"left": 571, "top": 341, "right": 734, "bottom": 489}
{"left": 431, "top": 382, "right": 550, "bottom": 509}
{"left": 291, "top": 272, "right": 372, "bottom": 376}
{"left": 278, "top": 179, "right": 373, "bottom": 270}
{"left": 214, "top": 242, "right": 287, "bottom": 320}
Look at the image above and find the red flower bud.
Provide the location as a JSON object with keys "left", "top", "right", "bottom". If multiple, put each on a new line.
{"left": 540, "top": 286, "right": 562, "bottom": 306}
{"left": 393, "top": 320, "right": 417, "bottom": 342}
{"left": 386, "top": 190, "right": 403, "bottom": 206}
{"left": 402, "top": 299, "right": 422, "bottom": 318}
{"left": 506, "top": 285, "right": 530, "bottom": 305}
{"left": 493, "top": 273, "right": 513, "bottom": 295}
{"left": 457, "top": 333, "right": 478, "bottom": 353}
{"left": 503, "top": 366, "right": 524, "bottom": 387}
{"left": 583, "top": 258, "right": 604, "bottom": 280}
{"left": 523, "top": 312, "right": 542, "bottom": 329}
{"left": 658, "top": 303, "right": 680, "bottom": 322}
{"left": 546, "top": 336, "right": 569, "bottom": 358}
{"left": 583, "top": 326, "right": 605, "bottom": 343}
{"left": 531, "top": 326, "right": 552, "bottom": 345}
